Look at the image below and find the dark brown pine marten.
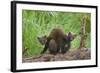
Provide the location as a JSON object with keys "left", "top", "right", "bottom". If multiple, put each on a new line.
{"left": 37, "top": 28, "right": 76, "bottom": 55}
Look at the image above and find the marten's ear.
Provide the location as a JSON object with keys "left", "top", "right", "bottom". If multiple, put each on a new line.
{"left": 37, "top": 37, "right": 40, "bottom": 40}
{"left": 44, "top": 35, "right": 47, "bottom": 38}
{"left": 68, "top": 32, "right": 72, "bottom": 36}
{"left": 37, "top": 35, "right": 47, "bottom": 39}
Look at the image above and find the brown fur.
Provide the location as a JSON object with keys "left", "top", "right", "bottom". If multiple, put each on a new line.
{"left": 47, "top": 28, "right": 66, "bottom": 48}
{"left": 40, "top": 28, "right": 66, "bottom": 54}
{"left": 38, "top": 28, "right": 76, "bottom": 54}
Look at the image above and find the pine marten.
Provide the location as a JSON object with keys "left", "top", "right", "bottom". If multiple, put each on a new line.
{"left": 37, "top": 28, "right": 76, "bottom": 54}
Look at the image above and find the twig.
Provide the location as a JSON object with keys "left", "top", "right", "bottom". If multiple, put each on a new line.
{"left": 23, "top": 55, "right": 43, "bottom": 60}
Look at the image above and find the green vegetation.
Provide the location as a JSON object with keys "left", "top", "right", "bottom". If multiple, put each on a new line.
{"left": 22, "top": 10, "right": 91, "bottom": 57}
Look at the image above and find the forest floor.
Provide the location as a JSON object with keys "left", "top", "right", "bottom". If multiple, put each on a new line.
{"left": 22, "top": 48, "right": 91, "bottom": 63}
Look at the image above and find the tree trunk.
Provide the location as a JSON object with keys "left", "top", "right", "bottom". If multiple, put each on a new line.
{"left": 79, "top": 16, "right": 87, "bottom": 49}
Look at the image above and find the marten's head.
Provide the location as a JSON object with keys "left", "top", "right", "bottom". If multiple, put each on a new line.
{"left": 37, "top": 35, "right": 47, "bottom": 45}
{"left": 65, "top": 32, "right": 77, "bottom": 41}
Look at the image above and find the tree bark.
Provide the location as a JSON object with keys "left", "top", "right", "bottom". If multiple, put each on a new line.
{"left": 79, "top": 16, "right": 87, "bottom": 49}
